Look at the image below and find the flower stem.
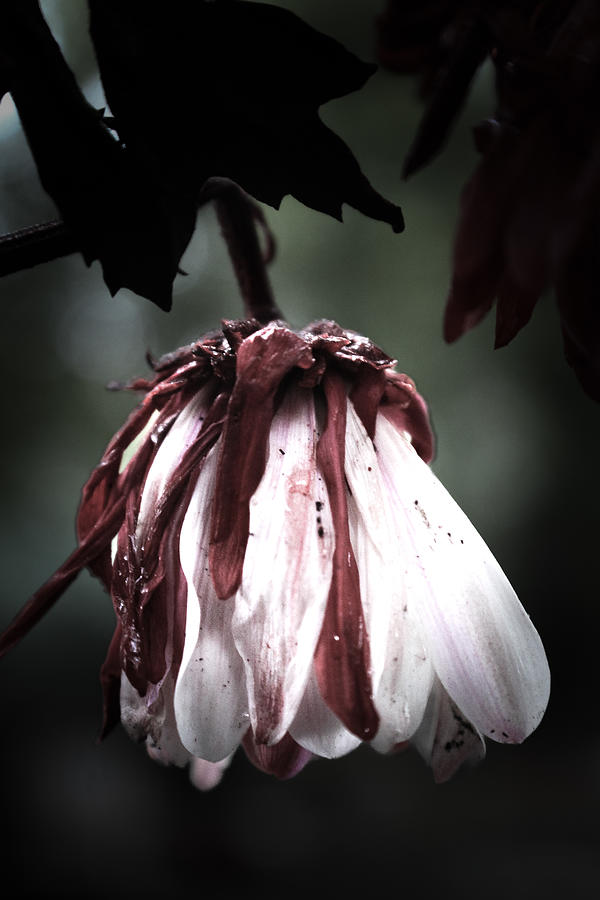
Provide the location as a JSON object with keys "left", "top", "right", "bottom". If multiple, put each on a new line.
{"left": 212, "top": 179, "right": 283, "bottom": 323}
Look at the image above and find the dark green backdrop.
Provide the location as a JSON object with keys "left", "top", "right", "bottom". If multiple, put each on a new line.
{"left": 1, "top": 2, "right": 598, "bottom": 897}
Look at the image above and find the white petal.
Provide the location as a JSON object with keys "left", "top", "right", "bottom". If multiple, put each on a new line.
{"left": 290, "top": 668, "right": 361, "bottom": 758}
{"left": 232, "top": 387, "right": 335, "bottom": 745}
{"left": 174, "top": 443, "right": 250, "bottom": 761}
{"left": 118, "top": 409, "right": 160, "bottom": 474}
{"left": 412, "top": 677, "right": 485, "bottom": 783}
{"left": 188, "top": 755, "right": 233, "bottom": 791}
{"left": 344, "top": 401, "right": 434, "bottom": 750}
{"left": 137, "top": 385, "right": 211, "bottom": 540}
{"left": 120, "top": 672, "right": 190, "bottom": 767}
{"left": 375, "top": 412, "right": 550, "bottom": 743}
{"left": 343, "top": 402, "right": 391, "bottom": 692}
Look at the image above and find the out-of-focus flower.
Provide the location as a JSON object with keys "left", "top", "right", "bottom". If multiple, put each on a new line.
{"left": 0, "top": 318, "right": 549, "bottom": 787}
{"left": 378, "top": 0, "right": 600, "bottom": 400}
{"left": 376, "top": 0, "right": 461, "bottom": 89}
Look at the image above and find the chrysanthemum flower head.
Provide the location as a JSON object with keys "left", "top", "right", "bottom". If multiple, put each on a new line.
{"left": 0, "top": 317, "right": 549, "bottom": 788}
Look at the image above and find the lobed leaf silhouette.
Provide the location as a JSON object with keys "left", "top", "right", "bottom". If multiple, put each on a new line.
{"left": 2, "top": 1, "right": 404, "bottom": 309}
{"left": 87, "top": 0, "right": 404, "bottom": 304}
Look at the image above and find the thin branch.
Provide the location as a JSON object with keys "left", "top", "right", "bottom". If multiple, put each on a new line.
{"left": 0, "top": 180, "right": 280, "bottom": 328}
{"left": 0, "top": 220, "right": 78, "bottom": 276}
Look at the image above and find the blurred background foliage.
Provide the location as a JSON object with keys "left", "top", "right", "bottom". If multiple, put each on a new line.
{"left": 0, "top": 1, "right": 598, "bottom": 897}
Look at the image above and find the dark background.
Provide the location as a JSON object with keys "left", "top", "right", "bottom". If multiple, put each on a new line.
{"left": 1, "top": 2, "right": 598, "bottom": 897}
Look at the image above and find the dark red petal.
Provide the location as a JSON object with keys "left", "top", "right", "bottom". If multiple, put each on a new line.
{"left": 314, "top": 371, "right": 379, "bottom": 741}
{"left": 381, "top": 372, "right": 435, "bottom": 464}
{"left": 136, "top": 477, "right": 191, "bottom": 691}
{"left": 444, "top": 283, "right": 496, "bottom": 345}
{"left": 349, "top": 367, "right": 386, "bottom": 440}
{"left": 220, "top": 318, "right": 264, "bottom": 351}
{"left": 303, "top": 320, "right": 395, "bottom": 370}
{"left": 111, "top": 498, "right": 143, "bottom": 688}
{"left": 557, "top": 227, "right": 600, "bottom": 401}
{"left": 402, "top": 17, "right": 489, "bottom": 179}
{"left": 132, "top": 405, "right": 228, "bottom": 612}
{"left": 113, "top": 403, "right": 227, "bottom": 695}
{"left": 210, "top": 326, "right": 314, "bottom": 599}
{"left": 78, "top": 401, "right": 181, "bottom": 588}
{"left": 112, "top": 495, "right": 170, "bottom": 695}
{"left": 0, "top": 436, "right": 153, "bottom": 660}
{"left": 490, "top": 134, "right": 560, "bottom": 348}
{"left": 444, "top": 131, "right": 520, "bottom": 343}
{"left": 142, "top": 362, "right": 209, "bottom": 405}
{"left": 76, "top": 399, "right": 157, "bottom": 541}
{"left": 494, "top": 278, "right": 541, "bottom": 349}
{"left": 242, "top": 731, "right": 312, "bottom": 780}
{"left": 0, "top": 517, "right": 117, "bottom": 660}
{"left": 376, "top": 0, "right": 455, "bottom": 76}
{"left": 333, "top": 331, "right": 395, "bottom": 370}
{"left": 98, "top": 622, "right": 123, "bottom": 740}
{"left": 139, "top": 511, "right": 188, "bottom": 691}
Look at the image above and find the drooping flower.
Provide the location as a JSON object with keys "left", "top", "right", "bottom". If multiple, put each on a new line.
{"left": 0, "top": 318, "right": 550, "bottom": 787}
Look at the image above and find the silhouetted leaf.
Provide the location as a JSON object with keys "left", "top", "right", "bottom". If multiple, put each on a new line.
{"left": 88, "top": 0, "right": 404, "bottom": 233}
{"left": 2, "top": 0, "right": 403, "bottom": 308}
{"left": 1, "top": 0, "right": 183, "bottom": 308}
